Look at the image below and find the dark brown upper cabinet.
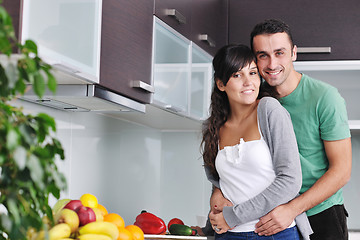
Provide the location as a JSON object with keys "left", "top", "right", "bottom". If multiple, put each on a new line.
{"left": 228, "top": 0, "right": 360, "bottom": 61}
{"left": 155, "top": 0, "right": 228, "bottom": 56}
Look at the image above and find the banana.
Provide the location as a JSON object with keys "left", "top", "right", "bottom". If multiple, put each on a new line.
{"left": 77, "top": 233, "right": 113, "bottom": 240}
{"left": 78, "top": 221, "right": 119, "bottom": 240}
{"left": 49, "top": 223, "right": 72, "bottom": 240}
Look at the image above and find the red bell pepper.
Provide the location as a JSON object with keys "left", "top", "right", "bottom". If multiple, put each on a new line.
{"left": 134, "top": 210, "right": 167, "bottom": 234}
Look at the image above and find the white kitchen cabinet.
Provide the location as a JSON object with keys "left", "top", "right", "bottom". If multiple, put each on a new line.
{"left": 152, "top": 18, "right": 191, "bottom": 115}
{"left": 21, "top": 0, "right": 102, "bottom": 83}
{"left": 190, "top": 45, "right": 212, "bottom": 120}
{"left": 19, "top": 0, "right": 154, "bottom": 105}
{"left": 152, "top": 18, "right": 213, "bottom": 121}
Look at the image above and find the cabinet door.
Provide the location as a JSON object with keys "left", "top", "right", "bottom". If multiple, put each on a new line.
{"left": 152, "top": 18, "right": 191, "bottom": 115}
{"left": 190, "top": 44, "right": 213, "bottom": 120}
{"left": 100, "top": 0, "right": 153, "bottom": 103}
{"left": 191, "top": 0, "right": 228, "bottom": 56}
{"left": 228, "top": 0, "right": 360, "bottom": 61}
{"left": 21, "top": 0, "right": 102, "bottom": 82}
{"left": 154, "top": 0, "right": 192, "bottom": 39}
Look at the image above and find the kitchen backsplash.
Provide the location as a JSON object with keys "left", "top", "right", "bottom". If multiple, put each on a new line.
{"left": 11, "top": 99, "right": 212, "bottom": 228}
{"left": 11, "top": 98, "right": 359, "bottom": 230}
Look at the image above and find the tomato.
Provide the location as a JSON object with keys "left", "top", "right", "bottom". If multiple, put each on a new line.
{"left": 167, "top": 218, "right": 184, "bottom": 230}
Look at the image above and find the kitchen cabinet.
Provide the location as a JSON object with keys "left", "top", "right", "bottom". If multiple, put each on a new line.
{"left": 155, "top": 0, "right": 228, "bottom": 56}
{"left": 152, "top": 18, "right": 213, "bottom": 121}
{"left": 228, "top": 0, "right": 360, "bottom": 61}
{"left": 190, "top": 0, "right": 228, "bottom": 56}
{"left": 18, "top": 0, "right": 154, "bottom": 104}
{"left": 154, "top": 0, "right": 192, "bottom": 40}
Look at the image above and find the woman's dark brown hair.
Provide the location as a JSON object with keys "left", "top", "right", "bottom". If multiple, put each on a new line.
{"left": 201, "top": 44, "right": 256, "bottom": 176}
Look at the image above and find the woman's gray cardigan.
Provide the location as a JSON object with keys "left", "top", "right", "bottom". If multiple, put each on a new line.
{"left": 205, "top": 97, "right": 313, "bottom": 239}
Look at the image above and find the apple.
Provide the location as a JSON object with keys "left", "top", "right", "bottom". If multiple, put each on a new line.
{"left": 52, "top": 198, "right": 71, "bottom": 216}
{"left": 77, "top": 206, "right": 96, "bottom": 226}
{"left": 55, "top": 208, "right": 80, "bottom": 233}
{"left": 64, "top": 200, "right": 83, "bottom": 212}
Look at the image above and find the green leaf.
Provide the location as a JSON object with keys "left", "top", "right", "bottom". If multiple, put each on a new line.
{"left": 33, "top": 73, "right": 46, "bottom": 98}
{"left": 7, "top": 199, "right": 20, "bottom": 225}
{"left": 13, "top": 146, "right": 27, "bottom": 170}
{"left": 0, "top": 214, "right": 12, "bottom": 232}
{"left": 36, "top": 113, "right": 56, "bottom": 132}
{"left": 18, "top": 123, "right": 37, "bottom": 146}
{"left": 5, "top": 62, "right": 17, "bottom": 88}
{"left": 26, "top": 154, "right": 45, "bottom": 190}
{"left": 46, "top": 71, "right": 57, "bottom": 94}
{"left": 23, "top": 39, "right": 38, "bottom": 55}
{"left": 6, "top": 128, "right": 19, "bottom": 150}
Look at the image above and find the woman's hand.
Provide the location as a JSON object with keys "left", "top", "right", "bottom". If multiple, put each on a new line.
{"left": 209, "top": 206, "right": 231, "bottom": 234}
{"left": 210, "top": 187, "right": 232, "bottom": 213}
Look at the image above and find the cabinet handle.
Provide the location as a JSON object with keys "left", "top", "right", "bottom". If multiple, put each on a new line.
{"left": 199, "top": 34, "right": 216, "bottom": 47}
{"left": 52, "top": 63, "right": 80, "bottom": 74}
{"left": 132, "top": 80, "right": 155, "bottom": 93}
{"left": 297, "top": 47, "right": 331, "bottom": 53}
{"left": 165, "top": 9, "right": 186, "bottom": 24}
{"left": 164, "top": 105, "right": 183, "bottom": 113}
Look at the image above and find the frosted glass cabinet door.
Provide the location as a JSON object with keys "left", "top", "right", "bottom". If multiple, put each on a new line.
{"left": 190, "top": 45, "right": 213, "bottom": 120}
{"left": 153, "top": 18, "right": 191, "bottom": 114}
{"left": 21, "top": 0, "right": 102, "bottom": 83}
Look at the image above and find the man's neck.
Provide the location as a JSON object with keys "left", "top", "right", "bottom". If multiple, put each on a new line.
{"left": 277, "top": 71, "right": 302, "bottom": 98}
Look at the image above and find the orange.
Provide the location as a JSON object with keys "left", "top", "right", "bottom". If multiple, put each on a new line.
{"left": 118, "top": 227, "right": 133, "bottom": 240}
{"left": 125, "top": 225, "right": 144, "bottom": 240}
{"left": 80, "top": 193, "right": 98, "bottom": 208}
{"left": 104, "top": 213, "right": 125, "bottom": 228}
{"left": 97, "top": 204, "right": 108, "bottom": 216}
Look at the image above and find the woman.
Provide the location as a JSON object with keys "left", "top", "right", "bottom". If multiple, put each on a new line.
{"left": 202, "top": 44, "right": 312, "bottom": 239}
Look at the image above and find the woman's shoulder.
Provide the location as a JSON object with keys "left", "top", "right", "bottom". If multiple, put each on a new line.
{"left": 258, "top": 96, "right": 282, "bottom": 110}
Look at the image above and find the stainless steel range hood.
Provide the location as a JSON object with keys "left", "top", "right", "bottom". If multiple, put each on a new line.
{"left": 20, "top": 84, "right": 146, "bottom": 113}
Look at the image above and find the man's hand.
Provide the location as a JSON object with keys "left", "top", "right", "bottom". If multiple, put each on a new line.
{"left": 210, "top": 187, "right": 232, "bottom": 213}
{"left": 254, "top": 203, "right": 297, "bottom": 236}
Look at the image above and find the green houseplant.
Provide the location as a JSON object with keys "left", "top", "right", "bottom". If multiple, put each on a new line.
{"left": 0, "top": 4, "right": 67, "bottom": 240}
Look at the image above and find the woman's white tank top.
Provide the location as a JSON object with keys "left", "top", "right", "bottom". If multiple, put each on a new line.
{"left": 215, "top": 120, "right": 295, "bottom": 232}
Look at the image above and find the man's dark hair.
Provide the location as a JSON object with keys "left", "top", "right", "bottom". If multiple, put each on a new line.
{"left": 250, "top": 19, "right": 294, "bottom": 51}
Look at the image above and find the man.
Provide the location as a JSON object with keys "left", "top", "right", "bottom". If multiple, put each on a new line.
{"left": 209, "top": 19, "right": 352, "bottom": 240}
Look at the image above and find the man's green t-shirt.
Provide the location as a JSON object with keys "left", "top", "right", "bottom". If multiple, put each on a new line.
{"left": 279, "top": 74, "right": 351, "bottom": 216}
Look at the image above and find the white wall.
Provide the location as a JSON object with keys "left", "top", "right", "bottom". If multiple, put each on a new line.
{"left": 11, "top": 99, "right": 212, "bottom": 227}
{"left": 11, "top": 89, "right": 360, "bottom": 230}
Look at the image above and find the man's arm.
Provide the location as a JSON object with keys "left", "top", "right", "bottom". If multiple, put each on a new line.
{"left": 255, "top": 137, "right": 352, "bottom": 236}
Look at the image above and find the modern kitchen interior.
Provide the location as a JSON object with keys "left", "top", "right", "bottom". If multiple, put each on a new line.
{"left": 2, "top": 0, "right": 360, "bottom": 239}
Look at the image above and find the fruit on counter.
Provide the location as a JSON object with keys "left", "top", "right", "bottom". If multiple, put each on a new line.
{"left": 80, "top": 193, "right": 98, "bottom": 208}
{"left": 104, "top": 213, "right": 125, "bottom": 228}
{"left": 48, "top": 223, "right": 72, "bottom": 239}
{"left": 97, "top": 204, "right": 109, "bottom": 216}
{"left": 64, "top": 199, "right": 84, "bottom": 212}
{"left": 77, "top": 206, "right": 97, "bottom": 226}
{"left": 78, "top": 221, "right": 119, "bottom": 240}
{"left": 169, "top": 224, "right": 193, "bottom": 236}
{"left": 167, "top": 218, "right": 184, "bottom": 230}
{"left": 52, "top": 198, "right": 71, "bottom": 216}
{"left": 55, "top": 208, "right": 80, "bottom": 233}
{"left": 117, "top": 227, "right": 133, "bottom": 240}
{"left": 92, "top": 207, "right": 105, "bottom": 221}
{"left": 77, "top": 233, "right": 113, "bottom": 240}
{"left": 134, "top": 210, "right": 166, "bottom": 234}
{"left": 126, "top": 225, "right": 144, "bottom": 240}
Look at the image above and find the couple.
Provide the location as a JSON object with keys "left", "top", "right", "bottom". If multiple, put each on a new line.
{"left": 202, "top": 19, "right": 352, "bottom": 240}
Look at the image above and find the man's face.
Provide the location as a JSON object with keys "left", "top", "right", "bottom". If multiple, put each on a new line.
{"left": 252, "top": 32, "right": 297, "bottom": 88}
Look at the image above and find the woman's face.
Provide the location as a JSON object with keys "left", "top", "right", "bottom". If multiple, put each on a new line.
{"left": 217, "top": 61, "right": 260, "bottom": 106}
